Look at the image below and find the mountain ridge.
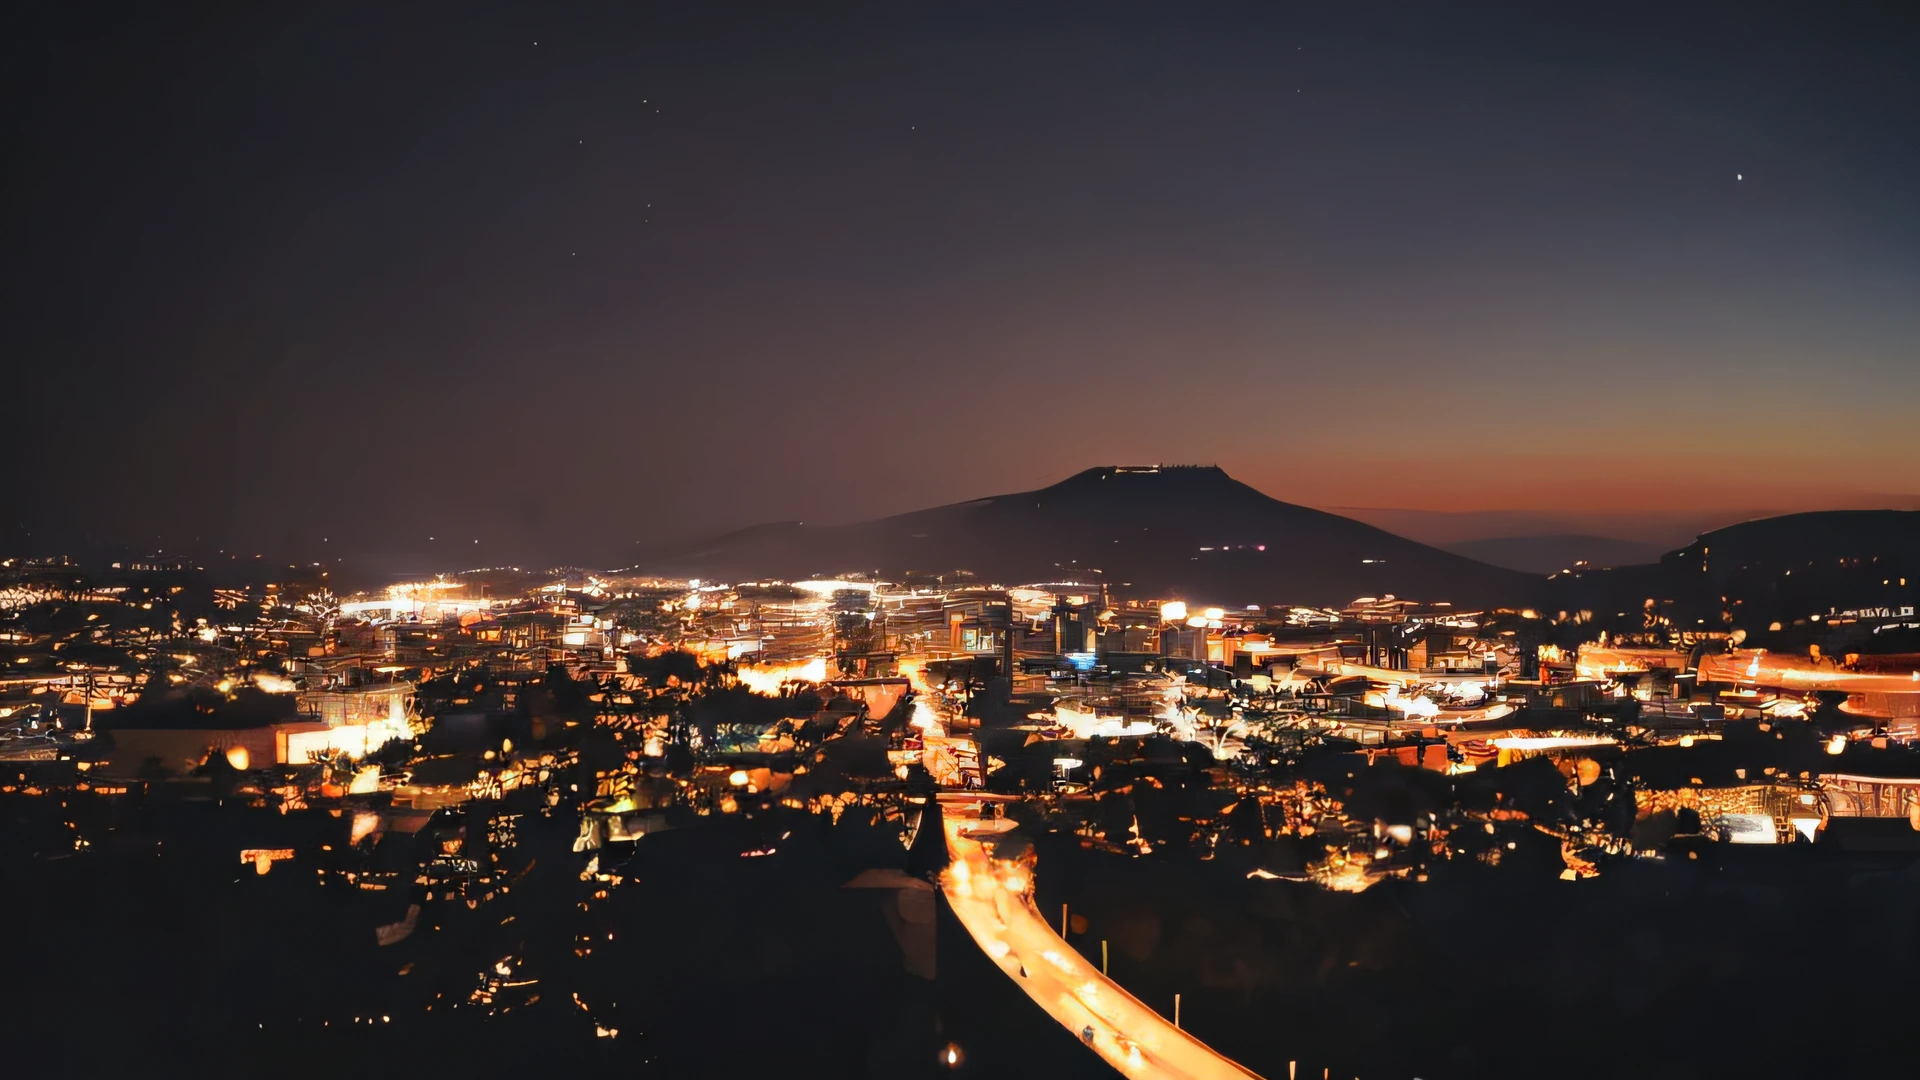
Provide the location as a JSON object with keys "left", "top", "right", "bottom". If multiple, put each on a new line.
{"left": 637, "top": 465, "right": 1543, "bottom": 607}
{"left": 1442, "top": 534, "right": 1670, "bottom": 575}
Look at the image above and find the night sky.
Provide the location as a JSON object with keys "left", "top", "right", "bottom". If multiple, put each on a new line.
{"left": 9, "top": 3, "right": 1918, "bottom": 573}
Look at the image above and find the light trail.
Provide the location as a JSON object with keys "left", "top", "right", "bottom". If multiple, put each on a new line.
{"left": 938, "top": 795, "right": 1266, "bottom": 1080}
{"left": 1697, "top": 650, "right": 1920, "bottom": 694}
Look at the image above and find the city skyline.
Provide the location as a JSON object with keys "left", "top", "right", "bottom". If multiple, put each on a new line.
{"left": 9, "top": 7, "right": 1920, "bottom": 1076}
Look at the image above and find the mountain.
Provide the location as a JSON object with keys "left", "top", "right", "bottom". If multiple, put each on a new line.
{"left": 1442, "top": 534, "right": 1668, "bottom": 575}
{"left": 639, "top": 466, "right": 1541, "bottom": 607}
{"left": 1665, "top": 510, "right": 1920, "bottom": 579}
{"left": 1548, "top": 509, "right": 1920, "bottom": 634}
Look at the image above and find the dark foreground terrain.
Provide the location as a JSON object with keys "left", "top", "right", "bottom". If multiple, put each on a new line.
{"left": 8, "top": 790, "right": 1919, "bottom": 1079}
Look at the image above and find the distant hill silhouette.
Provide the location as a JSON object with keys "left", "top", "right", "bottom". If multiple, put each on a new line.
{"left": 1664, "top": 510, "right": 1920, "bottom": 580}
{"left": 1443, "top": 534, "right": 1668, "bottom": 575}
{"left": 1551, "top": 509, "right": 1920, "bottom": 631}
{"left": 640, "top": 466, "right": 1541, "bottom": 607}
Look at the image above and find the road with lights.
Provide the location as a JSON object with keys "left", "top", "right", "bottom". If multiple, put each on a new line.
{"left": 938, "top": 796, "right": 1266, "bottom": 1080}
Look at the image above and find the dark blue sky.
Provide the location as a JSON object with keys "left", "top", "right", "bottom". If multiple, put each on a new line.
{"left": 8, "top": 2, "right": 1918, "bottom": 569}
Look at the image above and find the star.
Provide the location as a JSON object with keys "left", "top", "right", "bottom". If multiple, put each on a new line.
{"left": 1737, "top": 173, "right": 1743, "bottom": 181}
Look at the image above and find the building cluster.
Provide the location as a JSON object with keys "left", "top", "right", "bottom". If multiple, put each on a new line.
{"left": 5, "top": 548, "right": 1920, "bottom": 1050}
